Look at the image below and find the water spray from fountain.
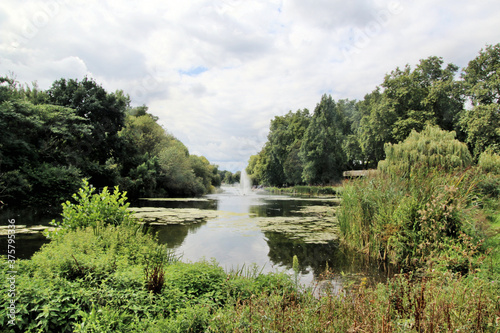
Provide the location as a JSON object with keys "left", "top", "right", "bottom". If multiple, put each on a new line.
{"left": 240, "top": 169, "right": 252, "bottom": 195}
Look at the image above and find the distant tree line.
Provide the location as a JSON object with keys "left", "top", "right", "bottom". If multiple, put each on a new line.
{"left": 218, "top": 170, "right": 241, "bottom": 184}
{"left": 0, "top": 76, "right": 221, "bottom": 211}
{"left": 247, "top": 44, "right": 500, "bottom": 186}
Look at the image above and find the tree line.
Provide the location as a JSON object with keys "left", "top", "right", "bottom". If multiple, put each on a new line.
{"left": 0, "top": 76, "right": 223, "bottom": 211}
{"left": 246, "top": 44, "right": 500, "bottom": 186}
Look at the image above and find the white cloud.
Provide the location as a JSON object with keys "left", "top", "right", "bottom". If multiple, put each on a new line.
{"left": 1, "top": 0, "right": 500, "bottom": 171}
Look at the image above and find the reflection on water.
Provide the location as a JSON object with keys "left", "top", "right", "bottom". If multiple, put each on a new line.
{"left": 140, "top": 185, "right": 392, "bottom": 287}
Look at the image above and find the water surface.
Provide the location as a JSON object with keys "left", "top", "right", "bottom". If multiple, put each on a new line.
{"left": 139, "top": 185, "right": 392, "bottom": 288}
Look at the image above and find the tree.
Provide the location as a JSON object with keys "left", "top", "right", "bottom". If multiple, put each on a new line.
{"left": 300, "top": 95, "right": 348, "bottom": 184}
{"left": 119, "top": 113, "right": 174, "bottom": 157}
{"left": 462, "top": 43, "right": 500, "bottom": 105}
{"left": 356, "top": 57, "right": 464, "bottom": 167}
{"left": 356, "top": 89, "right": 393, "bottom": 167}
{"left": 460, "top": 104, "right": 500, "bottom": 158}
{"left": 378, "top": 125, "right": 472, "bottom": 177}
{"left": 265, "top": 109, "right": 311, "bottom": 185}
{"left": 382, "top": 56, "right": 463, "bottom": 142}
{"left": 0, "top": 78, "right": 90, "bottom": 207}
{"left": 47, "top": 77, "right": 129, "bottom": 174}
{"left": 461, "top": 44, "right": 500, "bottom": 158}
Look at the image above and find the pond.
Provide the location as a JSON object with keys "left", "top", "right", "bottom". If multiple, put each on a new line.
{"left": 135, "top": 185, "right": 393, "bottom": 289}
{"left": 0, "top": 185, "right": 393, "bottom": 290}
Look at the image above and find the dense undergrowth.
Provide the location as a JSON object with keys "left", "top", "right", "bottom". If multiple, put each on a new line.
{"left": 266, "top": 185, "right": 341, "bottom": 196}
{"left": 1, "top": 169, "right": 499, "bottom": 332}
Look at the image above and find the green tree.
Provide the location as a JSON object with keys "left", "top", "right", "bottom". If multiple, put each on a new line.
{"left": 300, "top": 95, "right": 348, "bottom": 184}
{"left": 356, "top": 57, "right": 464, "bottom": 167}
{"left": 461, "top": 43, "right": 500, "bottom": 158}
{"left": 265, "top": 109, "right": 311, "bottom": 185}
{"left": 119, "top": 112, "right": 173, "bottom": 157}
{"left": 0, "top": 78, "right": 90, "bottom": 207}
{"left": 462, "top": 43, "right": 500, "bottom": 105}
{"left": 47, "top": 77, "right": 129, "bottom": 187}
{"left": 157, "top": 143, "right": 205, "bottom": 197}
{"left": 382, "top": 56, "right": 463, "bottom": 142}
{"left": 356, "top": 89, "right": 394, "bottom": 167}
{"left": 189, "top": 155, "right": 219, "bottom": 193}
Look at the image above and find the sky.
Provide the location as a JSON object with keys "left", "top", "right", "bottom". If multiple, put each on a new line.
{"left": 1, "top": 1, "right": 499, "bottom": 172}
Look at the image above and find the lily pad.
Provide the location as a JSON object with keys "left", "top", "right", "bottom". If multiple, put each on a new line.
{"left": 129, "top": 207, "right": 220, "bottom": 225}
{"left": 0, "top": 225, "right": 55, "bottom": 236}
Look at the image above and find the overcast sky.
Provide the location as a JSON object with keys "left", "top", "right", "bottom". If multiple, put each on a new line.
{"left": 1, "top": 1, "right": 499, "bottom": 172}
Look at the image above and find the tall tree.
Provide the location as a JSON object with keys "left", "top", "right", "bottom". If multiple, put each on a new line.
{"left": 300, "top": 95, "right": 348, "bottom": 184}
{"left": 0, "top": 77, "right": 90, "bottom": 207}
{"left": 382, "top": 56, "right": 463, "bottom": 142}
{"left": 47, "top": 77, "right": 129, "bottom": 187}
{"left": 461, "top": 43, "right": 500, "bottom": 157}
{"left": 356, "top": 56, "right": 464, "bottom": 167}
{"left": 267, "top": 109, "right": 311, "bottom": 185}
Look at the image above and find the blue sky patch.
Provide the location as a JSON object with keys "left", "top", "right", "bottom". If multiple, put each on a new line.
{"left": 179, "top": 66, "right": 208, "bottom": 76}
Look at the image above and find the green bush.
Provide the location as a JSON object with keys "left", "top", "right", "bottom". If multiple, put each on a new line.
{"left": 33, "top": 224, "right": 167, "bottom": 282}
{"left": 47, "top": 179, "right": 134, "bottom": 237}
{"left": 478, "top": 149, "right": 500, "bottom": 174}
{"left": 163, "top": 260, "right": 227, "bottom": 303}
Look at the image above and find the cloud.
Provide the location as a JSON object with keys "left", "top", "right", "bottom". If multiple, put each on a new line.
{"left": 1, "top": 0, "right": 500, "bottom": 172}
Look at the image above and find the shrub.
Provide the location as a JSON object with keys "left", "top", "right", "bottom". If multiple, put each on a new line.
{"left": 32, "top": 224, "right": 173, "bottom": 283}
{"left": 163, "top": 260, "right": 227, "bottom": 303}
{"left": 478, "top": 149, "right": 500, "bottom": 174}
{"left": 47, "top": 179, "right": 134, "bottom": 237}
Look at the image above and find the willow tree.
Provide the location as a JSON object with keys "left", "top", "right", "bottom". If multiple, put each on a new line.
{"left": 378, "top": 124, "right": 472, "bottom": 177}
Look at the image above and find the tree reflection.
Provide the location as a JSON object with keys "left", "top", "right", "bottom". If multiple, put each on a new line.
{"left": 148, "top": 221, "right": 207, "bottom": 248}
{"left": 264, "top": 231, "right": 392, "bottom": 282}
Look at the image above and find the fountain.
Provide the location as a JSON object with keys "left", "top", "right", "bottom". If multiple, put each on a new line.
{"left": 240, "top": 169, "right": 252, "bottom": 195}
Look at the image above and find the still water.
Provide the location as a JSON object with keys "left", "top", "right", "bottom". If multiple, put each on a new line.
{"left": 138, "top": 185, "right": 392, "bottom": 288}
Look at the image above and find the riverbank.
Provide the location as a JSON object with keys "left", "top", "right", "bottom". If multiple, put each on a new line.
{"left": 265, "top": 185, "right": 342, "bottom": 197}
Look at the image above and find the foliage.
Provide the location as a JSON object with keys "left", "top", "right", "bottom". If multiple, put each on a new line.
{"left": 462, "top": 43, "right": 500, "bottom": 106}
{"left": 0, "top": 86, "right": 91, "bottom": 208}
{"left": 47, "top": 179, "right": 134, "bottom": 237}
{"left": 460, "top": 103, "right": 500, "bottom": 159}
{"left": 0, "top": 75, "right": 219, "bottom": 210}
{"left": 378, "top": 125, "right": 472, "bottom": 177}
{"left": 338, "top": 165, "right": 491, "bottom": 270}
{"left": 246, "top": 109, "right": 311, "bottom": 186}
{"left": 460, "top": 43, "right": 500, "bottom": 159}
{"left": 266, "top": 185, "right": 340, "bottom": 196}
{"left": 300, "top": 95, "right": 349, "bottom": 184}
{"left": 478, "top": 149, "right": 500, "bottom": 174}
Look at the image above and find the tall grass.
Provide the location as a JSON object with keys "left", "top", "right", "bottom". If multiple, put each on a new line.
{"left": 209, "top": 269, "right": 499, "bottom": 332}
{"left": 338, "top": 167, "right": 492, "bottom": 269}
{"left": 267, "top": 185, "right": 341, "bottom": 196}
